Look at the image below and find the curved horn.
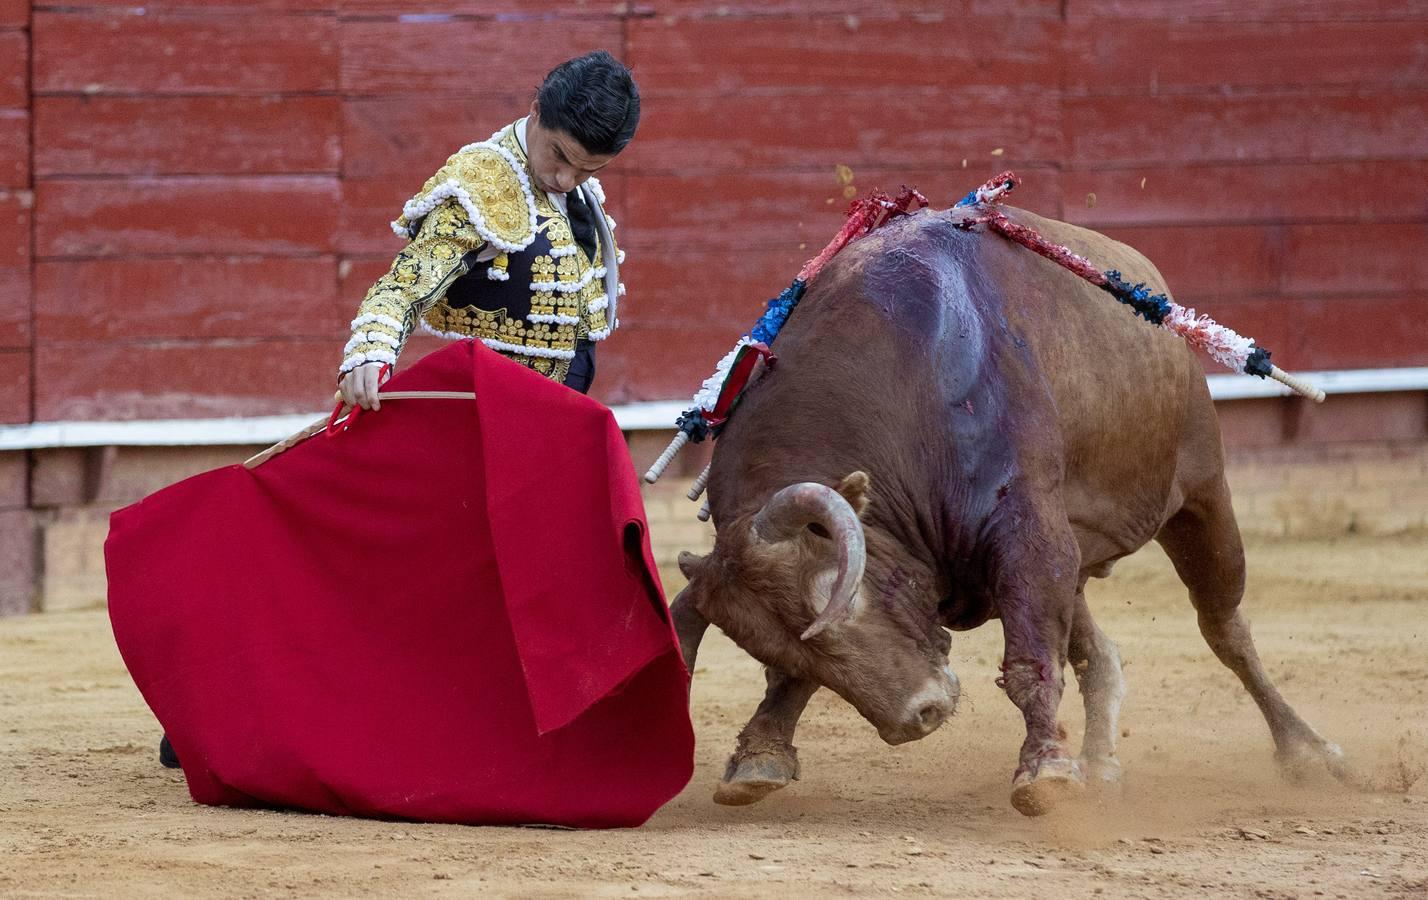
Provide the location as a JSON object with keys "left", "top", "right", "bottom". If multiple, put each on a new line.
{"left": 668, "top": 587, "right": 708, "bottom": 686}
{"left": 752, "top": 483, "right": 867, "bottom": 641}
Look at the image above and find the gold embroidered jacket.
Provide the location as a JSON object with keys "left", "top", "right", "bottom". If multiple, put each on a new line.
{"left": 341, "top": 122, "right": 624, "bottom": 384}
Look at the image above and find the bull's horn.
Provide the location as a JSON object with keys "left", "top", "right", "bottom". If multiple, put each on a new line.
{"left": 677, "top": 550, "right": 708, "bottom": 579}
{"left": 752, "top": 483, "right": 867, "bottom": 641}
{"left": 668, "top": 588, "right": 708, "bottom": 681}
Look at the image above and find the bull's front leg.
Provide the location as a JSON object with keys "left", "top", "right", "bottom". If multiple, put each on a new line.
{"left": 991, "top": 504, "right": 1085, "bottom": 816}
{"left": 714, "top": 668, "right": 819, "bottom": 806}
{"left": 670, "top": 585, "right": 816, "bottom": 806}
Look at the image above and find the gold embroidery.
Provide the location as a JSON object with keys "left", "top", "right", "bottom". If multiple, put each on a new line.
{"left": 351, "top": 122, "right": 622, "bottom": 383}
{"left": 531, "top": 289, "right": 557, "bottom": 317}
{"left": 530, "top": 255, "right": 557, "bottom": 282}
{"left": 344, "top": 200, "right": 483, "bottom": 371}
{"left": 422, "top": 301, "right": 576, "bottom": 383}
{"left": 573, "top": 240, "right": 609, "bottom": 338}
{"left": 393, "top": 145, "right": 534, "bottom": 248}
{"left": 532, "top": 189, "right": 561, "bottom": 218}
{"left": 542, "top": 216, "right": 574, "bottom": 251}
{"left": 560, "top": 291, "right": 581, "bottom": 319}
{"left": 353, "top": 124, "right": 616, "bottom": 382}
{"left": 392, "top": 256, "right": 421, "bottom": 287}
{"left": 555, "top": 253, "right": 582, "bottom": 285}
{"left": 498, "top": 127, "right": 530, "bottom": 172}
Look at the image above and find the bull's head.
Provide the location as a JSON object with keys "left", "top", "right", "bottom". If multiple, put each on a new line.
{"left": 680, "top": 471, "right": 960, "bottom": 745}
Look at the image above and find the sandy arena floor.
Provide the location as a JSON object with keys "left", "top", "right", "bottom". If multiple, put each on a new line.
{"left": 1, "top": 535, "right": 1425, "bottom": 898}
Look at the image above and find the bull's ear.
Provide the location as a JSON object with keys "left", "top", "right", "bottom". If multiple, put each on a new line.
{"left": 835, "top": 471, "right": 871, "bottom": 517}
{"left": 677, "top": 550, "right": 709, "bottom": 580}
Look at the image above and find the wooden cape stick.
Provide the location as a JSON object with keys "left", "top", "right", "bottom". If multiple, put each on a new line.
{"left": 242, "top": 392, "right": 477, "bottom": 469}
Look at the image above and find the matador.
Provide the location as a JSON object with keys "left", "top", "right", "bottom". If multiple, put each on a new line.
{"left": 338, "top": 50, "right": 634, "bottom": 406}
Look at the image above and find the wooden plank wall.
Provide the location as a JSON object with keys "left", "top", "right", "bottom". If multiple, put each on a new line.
{"left": 5, "top": 0, "right": 1426, "bottom": 421}
{"left": 0, "top": 0, "right": 28, "bottom": 424}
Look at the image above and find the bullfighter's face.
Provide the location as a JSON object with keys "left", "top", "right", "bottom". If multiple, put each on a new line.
{"left": 524, "top": 100, "right": 616, "bottom": 196}
{"left": 681, "top": 473, "right": 961, "bottom": 745}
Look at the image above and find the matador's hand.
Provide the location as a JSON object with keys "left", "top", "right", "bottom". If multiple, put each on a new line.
{"left": 338, "top": 362, "right": 389, "bottom": 411}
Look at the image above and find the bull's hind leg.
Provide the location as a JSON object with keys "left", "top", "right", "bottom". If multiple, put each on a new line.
{"left": 714, "top": 668, "right": 819, "bottom": 806}
{"left": 1069, "top": 587, "right": 1126, "bottom": 789}
{"left": 1156, "top": 479, "right": 1353, "bottom": 784}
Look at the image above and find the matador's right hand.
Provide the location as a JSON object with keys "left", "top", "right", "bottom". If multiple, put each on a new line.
{"left": 338, "top": 362, "right": 390, "bottom": 412}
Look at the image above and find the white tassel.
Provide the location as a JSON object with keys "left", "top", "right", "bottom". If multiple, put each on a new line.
{"left": 529, "top": 266, "right": 605, "bottom": 294}
{"left": 479, "top": 337, "right": 575, "bottom": 360}
{"left": 342, "top": 331, "right": 401, "bottom": 354}
{"left": 1161, "top": 304, "right": 1254, "bottom": 372}
{"left": 527, "top": 312, "right": 581, "bottom": 325}
{"left": 339, "top": 348, "right": 396, "bottom": 374}
{"left": 692, "top": 338, "right": 753, "bottom": 412}
{"left": 350, "top": 313, "right": 404, "bottom": 332}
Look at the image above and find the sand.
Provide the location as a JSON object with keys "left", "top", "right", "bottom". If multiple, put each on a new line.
{"left": 2, "top": 534, "right": 1425, "bottom": 898}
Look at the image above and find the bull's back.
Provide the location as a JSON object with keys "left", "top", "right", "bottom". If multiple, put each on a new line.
{"left": 967, "top": 208, "right": 1223, "bottom": 560}
{"left": 715, "top": 208, "right": 1224, "bottom": 563}
{"left": 815, "top": 207, "right": 1221, "bottom": 562}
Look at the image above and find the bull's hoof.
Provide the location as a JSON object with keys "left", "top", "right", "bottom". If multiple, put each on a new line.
{"left": 713, "top": 750, "right": 799, "bottom": 807}
{"left": 1276, "top": 738, "right": 1361, "bottom": 788}
{"left": 713, "top": 778, "right": 785, "bottom": 807}
{"left": 1010, "top": 757, "right": 1085, "bottom": 817}
{"left": 1080, "top": 755, "right": 1123, "bottom": 793}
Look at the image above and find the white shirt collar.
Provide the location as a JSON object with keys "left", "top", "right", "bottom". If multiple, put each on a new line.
{"left": 514, "top": 116, "right": 530, "bottom": 155}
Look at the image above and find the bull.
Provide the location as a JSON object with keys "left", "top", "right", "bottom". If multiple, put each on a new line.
{"left": 670, "top": 205, "right": 1353, "bottom": 815}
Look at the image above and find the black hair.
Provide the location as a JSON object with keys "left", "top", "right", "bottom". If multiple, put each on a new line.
{"left": 536, "top": 50, "right": 640, "bottom": 156}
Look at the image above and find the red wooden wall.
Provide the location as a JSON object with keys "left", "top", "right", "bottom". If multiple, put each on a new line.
{"left": 2, "top": 0, "right": 1425, "bottom": 422}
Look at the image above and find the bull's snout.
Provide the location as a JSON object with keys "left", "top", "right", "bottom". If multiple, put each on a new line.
{"left": 877, "top": 667, "right": 961, "bottom": 745}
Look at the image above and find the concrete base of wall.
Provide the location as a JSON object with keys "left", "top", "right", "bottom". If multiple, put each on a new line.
{"left": 1226, "top": 442, "right": 1428, "bottom": 537}
{"left": 2, "top": 419, "right": 1424, "bottom": 616}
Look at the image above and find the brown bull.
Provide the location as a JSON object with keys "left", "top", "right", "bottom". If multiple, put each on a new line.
{"left": 671, "top": 205, "right": 1353, "bottom": 816}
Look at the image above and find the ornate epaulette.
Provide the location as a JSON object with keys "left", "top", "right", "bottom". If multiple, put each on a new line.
{"left": 390, "top": 141, "right": 538, "bottom": 252}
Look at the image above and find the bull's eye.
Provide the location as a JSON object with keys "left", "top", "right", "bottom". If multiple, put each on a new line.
{"left": 807, "top": 523, "right": 831, "bottom": 539}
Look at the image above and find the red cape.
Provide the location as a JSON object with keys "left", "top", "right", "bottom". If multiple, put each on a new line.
{"left": 106, "top": 341, "right": 694, "bottom": 828}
